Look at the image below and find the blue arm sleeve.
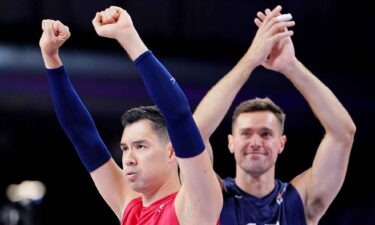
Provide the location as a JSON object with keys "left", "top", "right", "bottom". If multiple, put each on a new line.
{"left": 46, "top": 66, "right": 111, "bottom": 172}
{"left": 134, "top": 51, "right": 204, "bottom": 158}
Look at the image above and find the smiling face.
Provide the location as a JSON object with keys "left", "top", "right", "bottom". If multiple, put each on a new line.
{"left": 228, "top": 111, "right": 286, "bottom": 177}
{"left": 120, "top": 119, "right": 176, "bottom": 193}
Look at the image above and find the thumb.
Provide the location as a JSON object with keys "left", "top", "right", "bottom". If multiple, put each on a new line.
{"left": 92, "top": 12, "right": 103, "bottom": 30}
{"left": 53, "top": 21, "right": 64, "bottom": 37}
{"left": 46, "top": 21, "right": 58, "bottom": 39}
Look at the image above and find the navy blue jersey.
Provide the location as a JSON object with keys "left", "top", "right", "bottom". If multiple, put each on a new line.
{"left": 221, "top": 177, "right": 306, "bottom": 225}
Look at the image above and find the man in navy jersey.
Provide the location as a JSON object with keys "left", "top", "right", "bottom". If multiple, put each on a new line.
{"left": 193, "top": 5, "right": 356, "bottom": 225}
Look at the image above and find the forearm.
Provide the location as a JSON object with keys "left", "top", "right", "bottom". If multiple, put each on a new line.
{"left": 116, "top": 27, "right": 148, "bottom": 61}
{"left": 134, "top": 51, "right": 205, "bottom": 158}
{"left": 285, "top": 60, "right": 356, "bottom": 221}
{"left": 194, "top": 52, "right": 257, "bottom": 140}
{"left": 46, "top": 66, "right": 111, "bottom": 172}
{"left": 41, "top": 52, "right": 62, "bottom": 69}
{"left": 283, "top": 59, "right": 356, "bottom": 139}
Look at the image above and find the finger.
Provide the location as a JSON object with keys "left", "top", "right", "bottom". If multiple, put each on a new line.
{"left": 109, "top": 6, "right": 120, "bottom": 19}
{"left": 100, "top": 9, "right": 107, "bottom": 24}
{"left": 55, "top": 20, "right": 70, "bottom": 39}
{"left": 266, "top": 8, "right": 282, "bottom": 17}
{"left": 271, "top": 5, "right": 282, "bottom": 14}
{"left": 254, "top": 18, "right": 262, "bottom": 28}
{"left": 269, "top": 30, "right": 294, "bottom": 45}
{"left": 60, "top": 22, "right": 70, "bottom": 39}
{"left": 110, "top": 5, "right": 123, "bottom": 11}
{"left": 108, "top": 8, "right": 119, "bottom": 22}
{"left": 55, "top": 20, "right": 64, "bottom": 30}
{"left": 41, "top": 20, "right": 45, "bottom": 30}
{"left": 268, "top": 20, "right": 295, "bottom": 35}
{"left": 102, "top": 9, "right": 110, "bottom": 23}
{"left": 53, "top": 20, "right": 63, "bottom": 36}
{"left": 42, "top": 19, "right": 53, "bottom": 31}
{"left": 109, "top": 6, "right": 123, "bottom": 16}
{"left": 103, "top": 8, "right": 116, "bottom": 24}
{"left": 257, "top": 11, "right": 266, "bottom": 22}
{"left": 262, "top": 5, "right": 282, "bottom": 31}
{"left": 265, "top": 8, "right": 271, "bottom": 16}
{"left": 92, "top": 12, "right": 103, "bottom": 28}
{"left": 268, "top": 5, "right": 282, "bottom": 19}
{"left": 110, "top": 7, "right": 117, "bottom": 18}
{"left": 46, "top": 21, "right": 57, "bottom": 39}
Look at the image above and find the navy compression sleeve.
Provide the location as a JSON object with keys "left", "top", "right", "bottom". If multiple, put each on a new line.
{"left": 134, "top": 51, "right": 204, "bottom": 158}
{"left": 46, "top": 66, "right": 111, "bottom": 172}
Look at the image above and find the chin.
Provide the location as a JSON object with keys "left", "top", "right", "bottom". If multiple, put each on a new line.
{"left": 243, "top": 164, "right": 267, "bottom": 175}
{"left": 130, "top": 183, "right": 145, "bottom": 192}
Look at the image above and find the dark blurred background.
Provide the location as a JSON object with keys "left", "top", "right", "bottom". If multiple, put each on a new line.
{"left": 0, "top": 0, "right": 374, "bottom": 224}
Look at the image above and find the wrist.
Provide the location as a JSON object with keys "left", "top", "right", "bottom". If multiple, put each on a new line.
{"left": 279, "top": 57, "right": 299, "bottom": 76}
{"left": 41, "top": 51, "right": 62, "bottom": 69}
{"left": 239, "top": 52, "right": 259, "bottom": 73}
{"left": 116, "top": 27, "right": 148, "bottom": 61}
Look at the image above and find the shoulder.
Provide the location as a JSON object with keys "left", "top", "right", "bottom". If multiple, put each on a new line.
{"left": 277, "top": 180, "right": 306, "bottom": 221}
{"left": 126, "top": 196, "right": 143, "bottom": 208}
{"left": 150, "top": 193, "right": 179, "bottom": 225}
{"left": 222, "top": 177, "right": 236, "bottom": 193}
{"left": 276, "top": 179, "right": 302, "bottom": 201}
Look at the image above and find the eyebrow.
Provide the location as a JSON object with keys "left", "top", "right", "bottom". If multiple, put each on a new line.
{"left": 238, "top": 127, "right": 273, "bottom": 132}
{"left": 120, "top": 139, "right": 147, "bottom": 147}
{"left": 260, "top": 127, "right": 273, "bottom": 132}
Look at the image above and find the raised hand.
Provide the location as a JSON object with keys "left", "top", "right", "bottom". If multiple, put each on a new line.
{"left": 92, "top": 6, "right": 147, "bottom": 61}
{"left": 92, "top": 6, "right": 134, "bottom": 40}
{"left": 248, "top": 6, "right": 294, "bottom": 68}
{"left": 39, "top": 20, "right": 71, "bottom": 68}
{"left": 254, "top": 7, "right": 296, "bottom": 73}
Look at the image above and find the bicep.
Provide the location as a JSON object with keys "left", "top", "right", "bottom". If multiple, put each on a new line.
{"left": 292, "top": 135, "right": 353, "bottom": 221}
{"left": 175, "top": 151, "right": 223, "bottom": 225}
{"left": 90, "top": 159, "right": 140, "bottom": 220}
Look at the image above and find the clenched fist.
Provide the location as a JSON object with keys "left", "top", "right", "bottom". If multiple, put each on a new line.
{"left": 39, "top": 20, "right": 70, "bottom": 56}
{"left": 39, "top": 20, "right": 70, "bottom": 68}
{"left": 92, "top": 6, "right": 134, "bottom": 40}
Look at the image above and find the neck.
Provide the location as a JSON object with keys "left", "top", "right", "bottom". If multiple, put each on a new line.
{"left": 141, "top": 172, "right": 180, "bottom": 207}
{"left": 234, "top": 166, "right": 275, "bottom": 198}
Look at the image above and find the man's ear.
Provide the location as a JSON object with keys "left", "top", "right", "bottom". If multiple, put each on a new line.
{"left": 228, "top": 134, "right": 235, "bottom": 154}
{"left": 166, "top": 142, "right": 176, "bottom": 162}
{"left": 278, "top": 135, "right": 287, "bottom": 154}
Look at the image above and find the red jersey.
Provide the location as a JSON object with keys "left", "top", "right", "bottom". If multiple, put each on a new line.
{"left": 121, "top": 192, "right": 179, "bottom": 225}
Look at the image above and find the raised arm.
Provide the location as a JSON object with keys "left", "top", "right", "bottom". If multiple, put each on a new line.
{"left": 92, "top": 6, "right": 222, "bottom": 224}
{"left": 39, "top": 20, "right": 137, "bottom": 220}
{"left": 193, "top": 5, "right": 295, "bottom": 166}
{"left": 283, "top": 61, "right": 355, "bottom": 223}
{"left": 255, "top": 10, "right": 356, "bottom": 224}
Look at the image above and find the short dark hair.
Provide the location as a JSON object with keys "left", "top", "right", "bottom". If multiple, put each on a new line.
{"left": 232, "top": 97, "right": 286, "bottom": 134}
{"left": 121, "top": 105, "right": 169, "bottom": 141}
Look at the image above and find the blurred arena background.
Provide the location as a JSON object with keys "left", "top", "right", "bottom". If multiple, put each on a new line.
{"left": 0, "top": 0, "right": 374, "bottom": 224}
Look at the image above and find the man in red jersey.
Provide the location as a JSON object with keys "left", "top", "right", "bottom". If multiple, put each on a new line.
{"left": 39, "top": 6, "right": 222, "bottom": 225}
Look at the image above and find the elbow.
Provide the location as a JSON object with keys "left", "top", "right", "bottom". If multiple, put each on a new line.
{"left": 334, "top": 120, "right": 357, "bottom": 146}
{"left": 327, "top": 119, "right": 356, "bottom": 147}
{"left": 344, "top": 120, "right": 357, "bottom": 143}
{"left": 348, "top": 120, "right": 357, "bottom": 136}
{"left": 170, "top": 104, "right": 192, "bottom": 122}
{"left": 350, "top": 123, "right": 357, "bottom": 137}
